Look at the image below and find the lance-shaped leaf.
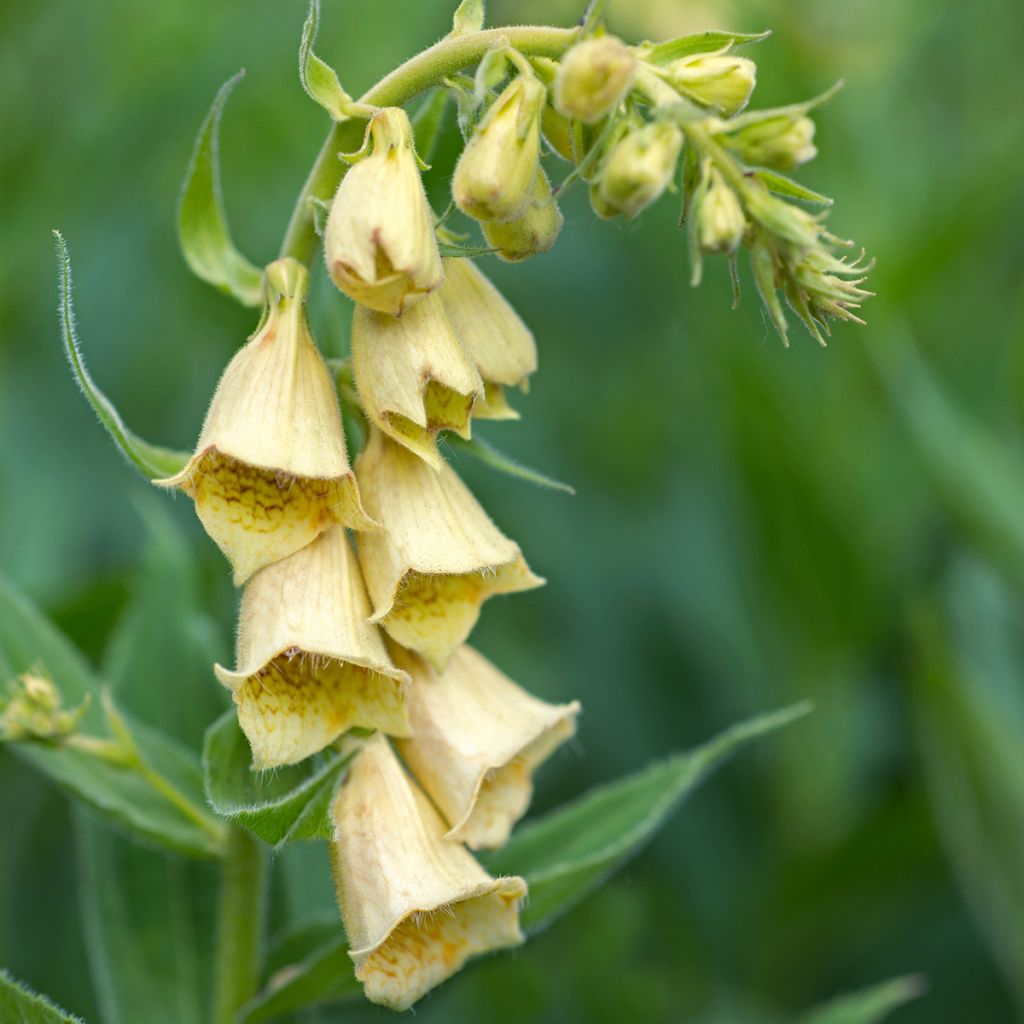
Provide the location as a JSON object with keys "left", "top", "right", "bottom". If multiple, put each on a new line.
{"left": 721, "top": 80, "right": 843, "bottom": 133}
{"left": 450, "top": 0, "right": 484, "bottom": 35}
{"left": 0, "top": 970, "right": 86, "bottom": 1024}
{"left": 797, "top": 975, "right": 926, "bottom": 1024}
{"left": 203, "top": 711, "right": 353, "bottom": 848}
{"left": 637, "top": 29, "right": 771, "bottom": 66}
{"left": 411, "top": 88, "right": 451, "bottom": 164}
{"left": 178, "top": 71, "right": 263, "bottom": 306}
{"left": 755, "top": 168, "right": 833, "bottom": 206}
{"left": 446, "top": 433, "right": 575, "bottom": 495}
{"left": 54, "top": 232, "right": 189, "bottom": 480}
{"left": 300, "top": 0, "right": 353, "bottom": 121}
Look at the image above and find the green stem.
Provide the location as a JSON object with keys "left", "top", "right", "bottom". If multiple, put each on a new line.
{"left": 212, "top": 825, "right": 267, "bottom": 1024}
{"left": 279, "top": 25, "right": 578, "bottom": 264}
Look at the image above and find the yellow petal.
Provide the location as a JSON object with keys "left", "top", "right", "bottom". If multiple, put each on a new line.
{"left": 214, "top": 524, "right": 409, "bottom": 767}
{"left": 397, "top": 645, "right": 580, "bottom": 849}
{"left": 355, "top": 429, "right": 543, "bottom": 670}
{"left": 331, "top": 734, "right": 526, "bottom": 1011}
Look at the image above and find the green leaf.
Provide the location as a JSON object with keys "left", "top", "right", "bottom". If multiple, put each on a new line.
{"left": 580, "top": 0, "right": 607, "bottom": 36}
{"left": 0, "top": 970, "right": 86, "bottom": 1024}
{"left": 798, "top": 975, "right": 926, "bottom": 1024}
{"left": 723, "top": 81, "right": 844, "bottom": 132}
{"left": 53, "top": 232, "right": 190, "bottom": 480}
{"left": 75, "top": 811, "right": 218, "bottom": 1024}
{"left": 483, "top": 702, "right": 811, "bottom": 931}
{"left": 446, "top": 434, "right": 576, "bottom": 495}
{"left": 639, "top": 30, "right": 771, "bottom": 66}
{"left": 203, "top": 711, "right": 352, "bottom": 848}
{"left": 238, "top": 920, "right": 357, "bottom": 1024}
{"left": 299, "top": 0, "right": 354, "bottom": 121}
{"left": 0, "top": 576, "right": 224, "bottom": 859}
{"left": 178, "top": 71, "right": 264, "bottom": 307}
{"left": 754, "top": 168, "right": 833, "bottom": 206}
{"left": 411, "top": 88, "right": 451, "bottom": 164}
{"left": 451, "top": 0, "right": 484, "bottom": 35}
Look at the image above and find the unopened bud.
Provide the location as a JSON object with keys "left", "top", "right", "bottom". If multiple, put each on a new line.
{"left": 1, "top": 672, "right": 87, "bottom": 741}
{"left": 667, "top": 55, "right": 756, "bottom": 118}
{"left": 453, "top": 76, "right": 545, "bottom": 222}
{"left": 593, "top": 122, "right": 683, "bottom": 220}
{"left": 726, "top": 114, "right": 817, "bottom": 170}
{"left": 482, "top": 169, "right": 564, "bottom": 262}
{"left": 697, "top": 168, "right": 746, "bottom": 253}
{"left": 325, "top": 107, "right": 443, "bottom": 316}
{"left": 554, "top": 36, "right": 636, "bottom": 124}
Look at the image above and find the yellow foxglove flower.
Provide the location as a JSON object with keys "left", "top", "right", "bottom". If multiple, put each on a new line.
{"left": 438, "top": 257, "right": 537, "bottom": 421}
{"left": 482, "top": 168, "right": 564, "bottom": 262}
{"left": 553, "top": 35, "right": 636, "bottom": 124}
{"left": 355, "top": 429, "right": 543, "bottom": 670}
{"left": 452, "top": 75, "right": 545, "bottom": 222}
{"left": 324, "top": 107, "right": 443, "bottom": 315}
{"left": 331, "top": 733, "right": 526, "bottom": 1011}
{"left": 351, "top": 291, "right": 483, "bottom": 468}
{"left": 155, "top": 259, "right": 372, "bottom": 585}
{"left": 396, "top": 645, "right": 580, "bottom": 849}
{"left": 592, "top": 122, "right": 683, "bottom": 220}
{"left": 214, "top": 524, "right": 409, "bottom": 768}
{"left": 667, "top": 54, "right": 757, "bottom": 118}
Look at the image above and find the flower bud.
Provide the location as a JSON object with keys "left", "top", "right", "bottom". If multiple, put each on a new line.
{"left": 352, "top": 292, "right": 483, "bottom": 468}
{"left": 554, "top": 35, "right": 636, "bottom": 124}
{"left": 482, "top": 168, "right": 564, "bottom": 262}
{"left": 355, "top": 429, "right": 543, "bottom": 671}
{"left": 214, "top": 524, "right": 410, "bottom": 768}
{"left": 697, "top": 167, "right": 746, "bottom": 254}
{"left": 593, "top": 122, "right": 683, "bottom": 220}
{"left": 1, "top": 672, "right": 88, "bottom": 741}
{"left": 331, "top": 733, "right": 526, "bottom": 1010}
{"left": 324, "top": 107, "right": 443, "bottom": 316}
{"left": 438, "top": 257, "right": 537, "bottom": 421}
{"left": 453, "top": 75, "right": 545, "bottom": 223}
{"left": 155, "top": 259, "right": 373, "bottom": 585}
{"left": 667, "top": 55, "right": 756, "bottom": 118}
{"left": 396, "top": 646, "right": 579, "bottom": 849}
{"left": 725, "top": 114, "right": 817, "bottom": 170}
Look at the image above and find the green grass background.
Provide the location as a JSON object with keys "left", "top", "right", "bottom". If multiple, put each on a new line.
{"left": 1, "top": 0, "right": 1023, "bottom": 1020}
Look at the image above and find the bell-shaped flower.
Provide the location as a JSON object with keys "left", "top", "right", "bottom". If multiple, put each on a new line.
{"left": 331, "top": 733, "right": 527, "bottom": 1011}
{"left": 214, "top": 524, "right": 409, "bottom": 768}
{"left": 351, "top": 291, "right": 483, "bottom": 469}
{"left": 156, "top": 259, "right": 372, "bottom": 585}
{"left": 453, "top": 74, "right": 545, "bottom": 223}
{"left": 324, "top": 107, "right": 443, "bottom": 315}
{"left": 355, "top": 429, "right": 543, "bottom": 671}
{"left": 396, "top": 645, "right": 580, "bottom": 849}
{"left": 482, "top": 168, "right": 564, "bottom": 262}
{"left": 438, "top": 256, "right": 537, "bottom": 421}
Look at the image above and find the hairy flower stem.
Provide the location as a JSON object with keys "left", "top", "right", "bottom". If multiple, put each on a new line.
{"left": 280, "top": 26, "right": 577, "bottom": 264}
{"left": 212, "top": 825, "right": 267, "bottom": 1024}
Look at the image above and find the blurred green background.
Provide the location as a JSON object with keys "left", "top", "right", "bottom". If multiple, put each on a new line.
{"left": 2, "top": 0, "right": 1023, "bottom": 1021}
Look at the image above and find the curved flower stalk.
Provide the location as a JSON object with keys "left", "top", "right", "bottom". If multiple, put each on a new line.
{"left": 355, "top": 428, "right": 543, "bottom": 671}
{"left": 214, "top": 524, "right": 409, "bottom": 768}
{"left": 331, "top": 733, "right": 526, "bottom": 1011}
{"left": 351, "top": 291, "right": 483, "bottom": 468}
{"left": 155, "top": 259, "right": 372, "bottom": 584}
{"left": 437, "top": 256, "right": 537, "bottom": 421}
{"left": 396, "top": 645, "right": 580, "bottom": 849}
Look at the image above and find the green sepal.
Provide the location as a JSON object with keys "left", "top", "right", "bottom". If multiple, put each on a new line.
{"left": 637, "top": 29, "right": 771, "bottom": 66}
{"left": 53, "top": 233, "right": 190, "bottom": 480}
{"left": 203, "top": 710, "right": 355, "bottom": 849}
{"left": 445, "top": 434, "right": 576, "bottom": 495}
{"left": 798, "top": 975, "right": 926, "bottom": 1024}
{"left": 579, "top": 0, "right": 607, "bottom": 36}
{"left": 178, "top": 71, "right": 264, "bottom": 307}
{"left": 450, "top": 0, "right": 485, "bottom": 35}
{"left": 438, "top": 241, "right": 499, "bottom": 258}
{"left": 0, "top": 970, "right": 86, "bottom": 1024}
{"left": 300, "top": 0, "right": 354, "bottom": 121}
{"left": 754, "top": 168, "right": 834, "bottom": 206}
{"left": 723, "top": 80, "right": 844, "bottom": 132}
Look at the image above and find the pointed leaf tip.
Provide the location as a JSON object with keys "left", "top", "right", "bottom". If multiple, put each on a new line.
{"left": 300, "top": 0, "right": 354, "bottom": 121}
{"left": 451, "top": 0, "right": 485, "bottom": 35}
{"left": 178, "top": 71, "right": 264, "bottom": 307}
{"left": 446, "top": 434, "right": 576, "bottom": 495}
{"left": 53, "top": 232, "right": 190, "bottom": 480}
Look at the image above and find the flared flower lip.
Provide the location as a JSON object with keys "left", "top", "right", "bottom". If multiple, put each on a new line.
{"left": 213, "top": 644, "right": 411, "bottom": 691}
{"left": 346, "top": 875, "right": 527, "bottom": 961}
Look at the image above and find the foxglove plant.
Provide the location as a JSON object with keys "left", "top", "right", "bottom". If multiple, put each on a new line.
{"left": 1, "top": 1, "right": 875, "bottom": 1020}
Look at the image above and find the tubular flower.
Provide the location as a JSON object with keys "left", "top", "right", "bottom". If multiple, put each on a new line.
{"left": 214, "top": 524, "right": 410, "bottom": 768}
{"left": 396, "top": 645, "right": 580, "bottom": 849}
{"left": 155, "top": 259, "right": 372, "bottom": 585}
{"left": 355, "top": 428, "right": 543, "bottom": 671}
{"left": 331, "top": 734, "right": 526, "bottom": 1011}
{"left": 324, "top": 106, "right": 443, "bottom": 316}
{"left": 482, "top": 167, "right": 564, "bottom": 262}
{"left": 437, "top": 256, "right": 537, "bottom": 421}
{"left": 351, "top": 291, "right": 483, "bottom": 469}
{"left": 452, "top": 74, "right": 545, "bottom": 223}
